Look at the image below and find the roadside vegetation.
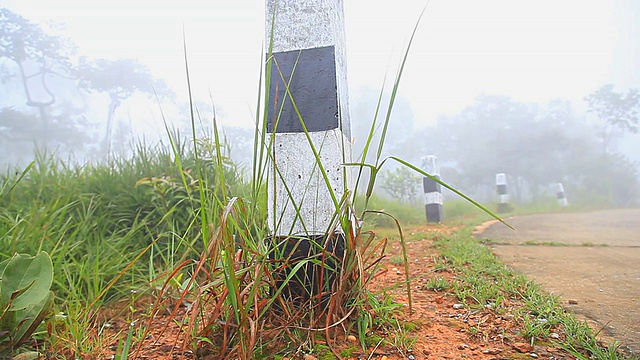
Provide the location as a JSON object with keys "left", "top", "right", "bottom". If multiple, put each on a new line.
{"left": 429, "top": 227, "right": 636, "bottom": 360}
{"left": 2, "top": 146, "right": 637, "bottom": 359}
{"left": 0, "top": 141, "right": 245, "bottom": 357}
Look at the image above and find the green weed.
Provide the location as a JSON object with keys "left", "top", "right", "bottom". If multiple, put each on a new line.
{"left": 389, "top": 255, "right": 405, "bottom": 266}
{"left": 423, "top": 276, "right": 450, "bottom": 291}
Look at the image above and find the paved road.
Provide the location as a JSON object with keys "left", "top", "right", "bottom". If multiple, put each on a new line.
{"left": 476, "top": 208, "right": 640, "bottom": 355}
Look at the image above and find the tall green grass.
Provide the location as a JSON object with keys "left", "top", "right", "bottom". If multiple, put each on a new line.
{"left": 354, "top": 193, "right": 424, "bottom": 228}
{"left": 142, "top": 3, "right": 516, "bottom": 358}
{"left": 0, "top": 138, "right": 247, "bottom": 356}
{"left": 132, "top": 24, "right": 392, "bottom": 357}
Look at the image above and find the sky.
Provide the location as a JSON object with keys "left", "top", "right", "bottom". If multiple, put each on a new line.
{"left": 2, "top": 0, "right": 639, "bottom": 132}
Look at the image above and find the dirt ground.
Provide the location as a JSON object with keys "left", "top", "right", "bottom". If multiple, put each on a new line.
{"left": 96, "top": 224, "right": 585, "bottom": 360}
{"left": 87, "top": 210, "right": 640, "bottom": 359}
{"left": 477, "top": 208, "right": 640, "bottom": 356}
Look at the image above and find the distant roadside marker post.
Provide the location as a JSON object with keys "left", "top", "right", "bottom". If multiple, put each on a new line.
{"left": 556, "top": 182, "right": 568, "bottom": 207}
{"left": 422, "top": 155, "right": 443, "bottom": 223}
{"left": 496, "top": 173, "right": 510, "bottom": 213}
{"left": 265, "top": 0, "right": 352, "bottom": 301}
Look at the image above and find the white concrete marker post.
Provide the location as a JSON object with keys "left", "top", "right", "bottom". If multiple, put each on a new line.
{"left": 265, "top": 0, "right": 351, "bottom": 237}
{"left": 556, "top": 182, "right": 568, "bottom": 207}
{"left": 422, "top": 156, "right": 443, "bottom": 223}
{"left": 496, "top": 173, "right": 510, "bottom": 213}
{"left": 265, "top": 0, "right": 351, "bottom": 302}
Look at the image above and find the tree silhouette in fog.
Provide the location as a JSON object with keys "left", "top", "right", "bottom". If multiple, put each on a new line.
{"left": 414, "top": 95, "right": 638, "bottom": 206}
{"left": 0, "top": 7, "right": 87, "bottom": 157}
{"left": 76, "top": 58, "right": 173, "bottom": 156}
{"left": 585, "top": 84, "right": 640, "bottom": 154}
{"left": 0, "top": 8, "right": 173, "bottom": 164}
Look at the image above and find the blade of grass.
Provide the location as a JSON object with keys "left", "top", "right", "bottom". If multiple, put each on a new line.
{"left": 0, "top": 160, "right": 34, "bottom": 202}
{"left": 363, "top": 210, "right": 412, "bottom": 313}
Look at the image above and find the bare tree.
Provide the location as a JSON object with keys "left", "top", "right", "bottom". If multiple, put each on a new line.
{"left": 0, "top": 8, "right": 76, "bottom": 146}
{"left": 585, "top": 84, "right": 640, "bottom": 154}
{"left": 76, "top": 58, "right": 173, "bottom": 156}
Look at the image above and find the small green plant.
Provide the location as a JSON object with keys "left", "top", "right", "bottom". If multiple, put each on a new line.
{"left": 339, "top": 345, "right": 358, "bottom": 358}
{"left": 559, "top": 315, "right": 635, "bottom": 360}
{"left": 386, "top": 318, "right": 417, "bottom": 357}
{"left": 523, "top": 240, "right": 567, "bottom": 246}
{"left": 423, "top": 276, "right": 450, "bottom": 291}
{"left": 0, "top": 252, "right": 54, "bottom": 358}
{"left": 389, "top": 255, "right": 404, "bottom": 266}
{"left": 468, "top": 325, "right": 480, "bottom": 336}
{"left": 433, "top": 262, "right": 449, "bottom": 273}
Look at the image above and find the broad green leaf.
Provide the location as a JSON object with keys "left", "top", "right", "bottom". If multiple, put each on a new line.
{"left": 12, "top": 351, "right": 42, "bottom": 360}
{"left": 14, "top": 291, "right": 54, "bottom": 348}
{"left": 0, "top": 253, "right": 53, "bottom": 311}
{"left": 0, "top": 308, "right": 16, "bottom": 340}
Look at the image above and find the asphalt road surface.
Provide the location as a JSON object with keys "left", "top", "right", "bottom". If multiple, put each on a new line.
{"left": 476, "top": 208, "right": 640, "bottom": 355}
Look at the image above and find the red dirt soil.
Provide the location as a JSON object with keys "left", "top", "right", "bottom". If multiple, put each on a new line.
{"left": 90, "top": 224, "right": 584, "bottom": 360}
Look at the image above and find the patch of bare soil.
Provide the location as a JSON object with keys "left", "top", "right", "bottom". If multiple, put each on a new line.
{"left": 363, "top": 224, "right": 576, "bottom": 360}
{"left": 94, "top": 224, "right": 581, "bottom": 360}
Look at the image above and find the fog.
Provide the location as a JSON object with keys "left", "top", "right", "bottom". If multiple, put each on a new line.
{"left": 1, "top": 1, "right": 639, "bottom": 206}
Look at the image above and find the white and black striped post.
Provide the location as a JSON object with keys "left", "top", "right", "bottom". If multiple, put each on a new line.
{"left": 265, "top": 0, "right": 351, "bottom": 302}
{"left": 556, "top": 182, "right": 568, "bottom": 207}
{"left": 422, "top": 155, "right": 443, "bottom": 223}
{"left": 496, "top": 173, "right": 510, "bottom": 213}
{"left": 265, "top": 0, "right": 351, "bottom": 237}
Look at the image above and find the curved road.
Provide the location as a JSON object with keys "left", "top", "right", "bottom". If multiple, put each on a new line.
{"left": 476, "top": 208, "right": 640, "bottom": 355}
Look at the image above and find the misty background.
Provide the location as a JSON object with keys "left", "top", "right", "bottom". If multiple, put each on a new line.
{"left": 1, "top": 0, "right": 639, "bottom": 207}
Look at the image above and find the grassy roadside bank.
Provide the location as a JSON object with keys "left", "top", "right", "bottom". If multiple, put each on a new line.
{"left": 383, "top": 222, "right": 639, "bottom": 360}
